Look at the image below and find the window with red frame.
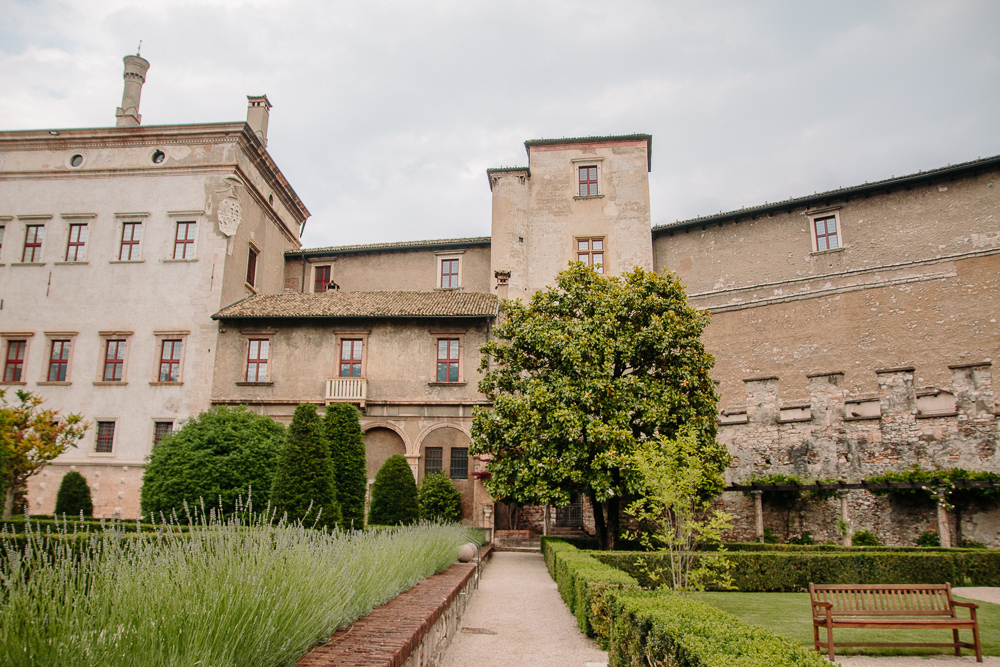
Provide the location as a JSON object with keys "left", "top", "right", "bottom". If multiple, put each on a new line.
{"left": 103, "top": 340, "right": 126, "bottom": 381}
{"left": 246, "top": 247, "right": 258, "bottom": 287}
{"left": 153, "top": 421, "right": 173, "bottom": 446}
{"left": 158, "top": 339, "right": 183, "bottom": 382}
{"left": 440, "top": 259, "right": 459, "bottom": 288}
{"left": 3, "top": 340, "right": 26, "bottom": 382}
{"left": 119, "top": 222, "right": 142, "bottom": 260}
{"left": 436, "top": 338, "right": 459, "bottom": 383}
{"left": 814, "top": 216, "right": 840, "bottom": 251}
{"left": 576, "top": 237, "right": 605, "bottom": 273}
{"left": 22, "top": 225, "right": 43, "bottom": 262}
{"left": 173, "top": 222, "right": 196, "bottom": 259}
{"left": 339, "top": 339, "right": 363, "bottom": 377}
{"left": 246, "top": 339, "right": 269, "bottom": 382}
{"left": 314, "top": 265, "right": 331, "bottom": 293}
{"left": 65, "top": 224, "right": 88, "bottom": 262}
{"left": 95, "top": 421, "right": 115, "bottom": 453}
{"left": 48, "top": 340, "right": 70, "bottom": 382}
{"left": 578, "top": 166, "right": 598, "bottom": 196}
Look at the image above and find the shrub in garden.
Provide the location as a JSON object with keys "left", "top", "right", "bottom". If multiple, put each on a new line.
{"left": 916, "top": 530, "right": 940, "bottom": 547}
{"left": 271, "top": 404, "right": 342, "bottom": 528}
{"left": 368, "top": 455, "right": 420, "bottom": 526}
{"left": 53, "top": 471, "right": 93, "bottom": 517}
{"left": 141, "top": 406, "right": 285, "bottom": 517}
{"left": 324, "top": 403, "right": 367, "bottom": 528}
{"left": 852, "top": 529, "right": 880, "bottom": 546}
{"left": 419, "top": 472, "right": 462, "bottom": 522}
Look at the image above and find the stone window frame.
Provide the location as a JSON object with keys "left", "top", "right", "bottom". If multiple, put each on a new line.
{"left": 807, "top": 206, "right": 844, "bottom": 254}
{"left": 150, "top": 330, "right": 189, "bottom": 385}
{"left": 572, "top": 156, "right": 604, "bottom": 200}
{"left": 0, "top": 215, "right": 10, "bottom": 264}
{"left": 95, "top": 331, "right": 133, "bottom": 385}
{"left": 334, "top": 330, "right": 370, "bottom": 379}
{"left": 59, "top": 213, "right": 95, "bottom": 264}
{"left": 152, "top": 419, "right": 175, "bottom": 447}
{"left": 38, "top": 331, "right": 78, "bottom": 385}
{"left": 429, "top": 330, "right": 466, "bottom": 386}
{"left": 1, "top": 332, "right": 34, "bottom": 385}
{"left": 575, "top": 236, "right": 607, "bottom": 273}
{"left": 435, "top": 249, "right": 464, "bottom": 290}
{"left": 92, "top": 419, "right": 118, "bottom": 456}
{"left": 239, "top": 330, "right": 276, "bottom": 385}
{"left": 112, "top": 212, "right": 149, "bottom": 263}
{"left": 313, "top": 264, "right": 332, "bottom": 293}
{"left": 245, "top": 241, "right": 260, "bottom": 292}
{"left": 20, "top": 219, "right": 47, "bottom": 264}
{"left": 449, "top": 447, "right": 469, "bottom": 480}
{"left": 424, "top": 446, "right": 444, "bottom": 476}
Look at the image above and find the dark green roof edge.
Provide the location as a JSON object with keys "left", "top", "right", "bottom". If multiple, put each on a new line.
{"left": 652, "top": 153, "right": 1000, "bottom": 237}
{"left": 288, "top": 236, "right": 492, "bottom": 258}
{"left": 524, "top": 134, "right": 652, "bottom": 171}
{"left": 212, "top": 312, "right": 496, "bottom": 321}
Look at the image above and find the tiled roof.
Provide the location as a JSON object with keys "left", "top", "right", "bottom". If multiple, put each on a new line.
{"left": 213, "top": 290, "right": 499, "bottom": 320}
{"left": 289, "top": 236, "right": 491, "bottom": 258}
{"left": 652, "top": 153, "right": 1000, "bottom": 236}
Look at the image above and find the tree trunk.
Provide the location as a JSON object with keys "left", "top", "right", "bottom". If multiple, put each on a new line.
{"left": 2, "top": 486, "right": 14, "bottom": 520}
{"left": 605, "top": 496, "right": 620, "bottom": 551}
{"left": 589, "top": 489, "right": 608, "bottom": 550}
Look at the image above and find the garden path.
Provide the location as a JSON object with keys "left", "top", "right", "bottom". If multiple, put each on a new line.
{"left": 438, "top": 551, "right": 608, "bottom": 667}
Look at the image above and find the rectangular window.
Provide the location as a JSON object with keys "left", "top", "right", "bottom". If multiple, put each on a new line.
{"left": 103, "top": 340, "right": 126, "bottom": 381}
{"left": 436, "top": 338, "right": 460, "bottom": 383}
{"left": 4, "top": 340, "right": 26, "bottom": 382}
{"left": 246, "top": 339, "right": 269, "bottom": 382}
{"left": 119, "top": 222, "right": 142, "bottom": 261}
{"left": 48, "top": 340, "right": 70, "bottom": 382}
{"left": 578, "top": 166, "right": 598, "bottom": 196}
{"left": 450, "top": 447, "right": 469, "bottom": 480}
{"left": 576, "top": 237, "right": 605, "bottom": 273}
{"left": 339, "top": 339, "right": 363, "bottom": 377}
{"left": 425, "top": 447, "right": 443, "bottom": 476}
{"left": 158, "top": 339, "right": 183, "bottom": 382}
{"left": 173, "top": 222, "right": 196, "bottom": 259}
{"left": 440, "top": 259, "right": 459, "bottom": 288}
{"left": 95, "top": 421, "right": 115, "bottom": 453}
{"left": 153, "top": 421, "right": 173, "bottom": 446}
{"left": 22, "top": 224, "right": 44, "bottom": 262}
{"left": 246, "top": 247, "right": 258, "bottom": 287}
{"left": 0, "top": 224, "right": 5, "bottom": 255}
{"left": 814, "top": 215, "right": 839, "bottom": 251}
{"left": 314, "top": 265, "right": 331, "bottom": 293}
{"left": 65, "top": 224, "right": 88, "bottom": 262}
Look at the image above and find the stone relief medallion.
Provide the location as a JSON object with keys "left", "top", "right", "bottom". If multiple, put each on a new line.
{"left": 217, "top": 197, "right": 242, "bottom": 236}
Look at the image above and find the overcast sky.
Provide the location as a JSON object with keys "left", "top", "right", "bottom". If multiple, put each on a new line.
{"left": 3, "top": 0, "right": 999, "bottom": 249}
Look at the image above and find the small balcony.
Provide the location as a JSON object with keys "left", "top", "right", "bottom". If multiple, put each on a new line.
{"left": 326, "top": 377, "right": 368, "bottom": 407}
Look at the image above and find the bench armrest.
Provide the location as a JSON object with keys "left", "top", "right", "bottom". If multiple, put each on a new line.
{"left": 811, "top": 600, "right": 832, "bottom": 609}
{"left": 953, "top": 601, "right": 979, "bottom": 609}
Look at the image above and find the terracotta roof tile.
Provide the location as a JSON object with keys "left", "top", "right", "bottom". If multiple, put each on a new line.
{"left": 213, "top": 290, "right": 498, "bottom": 320}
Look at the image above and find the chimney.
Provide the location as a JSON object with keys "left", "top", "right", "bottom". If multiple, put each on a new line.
{"left": 115, "top": 54, "right": 150, "bottom": 128}
{"left": 246, "top": 95, "right": 272, "bottom": 146}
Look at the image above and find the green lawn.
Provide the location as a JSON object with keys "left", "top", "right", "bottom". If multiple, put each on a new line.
{"left": 693, "top": 592, "right": 999, "bottom": 658}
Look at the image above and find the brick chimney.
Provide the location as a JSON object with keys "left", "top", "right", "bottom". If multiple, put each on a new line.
{"left": 115, "top": 54, "right": 150, "bottom": 128}
{"left": 246, "top": 95, "right": 272, "bottom": 147}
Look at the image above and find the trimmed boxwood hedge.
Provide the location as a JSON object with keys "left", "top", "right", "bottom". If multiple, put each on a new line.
{"left": 608, "top": 589, "right": 829, "bottom": 667}
{"left": 592, "top": 550, "right": 1000, "bottom": 590}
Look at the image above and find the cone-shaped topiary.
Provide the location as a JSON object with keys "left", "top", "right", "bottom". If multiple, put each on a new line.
{"left": 368, "top": 455, "right": 420, "bottom": 526}
{"left": 140, "top": 406, "right": 285, "bottom": 518}
{"left": 324, "top": 403, "right": 368, "bottom": 528}
{"left": 271, "top": 403, "right": 342, "bottom": 529}
{"left": 418, "top": 472, "right": 463, "bottom": 522}
{"left": 54, "top": 470, "right": 93, "bottom": 517}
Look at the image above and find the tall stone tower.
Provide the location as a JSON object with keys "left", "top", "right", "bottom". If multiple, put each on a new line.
{"left": 115, "top": 53, "right": 150, "bottom": 127}
{"left": 488, "top": 135, "right": 653, "bottom": 299}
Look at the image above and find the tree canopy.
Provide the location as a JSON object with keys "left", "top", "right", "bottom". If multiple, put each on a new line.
{"left": 140, "top": 406, "right": 286, "bottom": 518}
{"left": 0, "top": 389, "right": 88, "bottom": 519}
{"left": 271, "top": 403, "right": 342, "bottom": 529}
{"left": 471, "top": 264, "right": 727, "bottom": 549}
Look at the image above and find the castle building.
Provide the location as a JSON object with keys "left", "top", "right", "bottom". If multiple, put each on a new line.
{"left": 4, "top": 58, "right": 997, "bottom": 545}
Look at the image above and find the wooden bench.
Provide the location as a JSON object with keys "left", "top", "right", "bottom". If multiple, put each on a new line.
{"left": 809, "top": 583, "right": 982, "bottom": 662}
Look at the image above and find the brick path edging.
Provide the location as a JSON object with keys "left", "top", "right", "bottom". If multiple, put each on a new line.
{"left": 296, "top": 548, "right": 491, "bottom": 667}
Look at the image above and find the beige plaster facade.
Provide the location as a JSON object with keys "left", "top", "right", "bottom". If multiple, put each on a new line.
{"left": 1, "top": 56, "right": 308, "bottom": 517}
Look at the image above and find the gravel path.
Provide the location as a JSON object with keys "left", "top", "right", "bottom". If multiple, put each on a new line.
{"left": 438, "top": 551, "right": 608, "bottom": 667}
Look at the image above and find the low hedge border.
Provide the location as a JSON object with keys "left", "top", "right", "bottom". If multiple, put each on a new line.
{"left": 541, "top": 537, "right": 639, "bottom": 642}
{"left": 592, "top": 550, "right": 1000, "bottom": 591}
{"left": 701, "top": 542, "right": 986, "bottom": 553}
{"left": 608, "top": 589, "right": 829, "bottom": 667}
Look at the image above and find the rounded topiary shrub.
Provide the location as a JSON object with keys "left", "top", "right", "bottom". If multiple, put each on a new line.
{"left": 852, "top": 529, "right": 880, "bottom": 546}
{"left": 324, "top": 403, "right": 367, "bottom": 528}
{"left": 368, "top": 455, "right": 420, "bottom": 526}
{"left": 54, "top": 470, "right": 93, "bottom": 517}
{"left": 419, "top": 472, "right": 463, "bottom": 522}
{"left": 140, "top": 406, "right": 285, "bottom": 519}
{"left": 271, "top": 403, "right": 342, "bottom": 529}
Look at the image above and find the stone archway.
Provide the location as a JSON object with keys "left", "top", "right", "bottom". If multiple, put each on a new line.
{"left": 416, "top": 425, "right": 473, "bottom": 519}
{"left": 363, "top": 426, "right": 407, "bottom": 480}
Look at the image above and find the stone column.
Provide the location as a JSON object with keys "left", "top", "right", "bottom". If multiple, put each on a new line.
{"left": 936, "top": 495, "right": 952, "bottom": 548}
{"left": 838, "top": 489, "right": 852, "bottom": 547}
{"left": 752, "top": 490, "right": 764, "bottom": 542}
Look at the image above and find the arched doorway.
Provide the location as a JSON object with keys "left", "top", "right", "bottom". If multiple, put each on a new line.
{"left": 417, "top": 426, "right": 473, "bottom": 519}
{"left": 363, "top": 427, "right": 406, "bottom": 480}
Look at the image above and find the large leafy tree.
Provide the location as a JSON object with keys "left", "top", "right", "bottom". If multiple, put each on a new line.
{"left": 323, "top": 403, "right": 368, "bottom": 528}
{"left": 140, "top": 406, "right": 285, "bottom": 518}
{"left": 471, "top": 264, "right": 726, "bottom": 549}
{"left": 0, "top": 389, "right": 88, "bottom": 519}
{"left": 270, "top": 403, "right": 342, "bottom": 529}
